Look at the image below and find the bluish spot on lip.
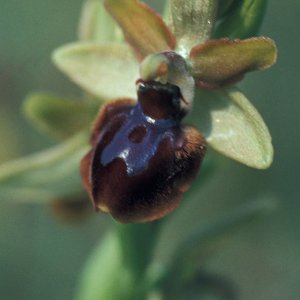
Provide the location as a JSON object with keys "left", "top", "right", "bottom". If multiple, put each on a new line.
{"left": 100, "top": 103, "right": 178, "bottom": 176}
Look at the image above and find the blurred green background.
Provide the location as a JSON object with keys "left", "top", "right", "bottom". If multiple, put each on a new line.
{"left": 0, "top": 1, "right": 299, "bottom": 299}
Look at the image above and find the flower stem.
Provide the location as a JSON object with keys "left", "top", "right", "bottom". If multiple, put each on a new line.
{"left": 114, "top": 220, "right": 162, "bottom": 298}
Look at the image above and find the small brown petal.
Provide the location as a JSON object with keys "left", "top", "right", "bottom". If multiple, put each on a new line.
{"left": 104, "top": 0, "right": 176, "bottom": 59}
{"left": 190, "top": 37, "right": 277, "bottom": 89}
{"left": 49, "top": 197, "right": 92, "bottom": 223}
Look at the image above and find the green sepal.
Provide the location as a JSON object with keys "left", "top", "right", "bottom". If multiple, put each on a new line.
{"left": 0, "top": 133, "right": 88, "bottom": 203}
{"left": 189, "top": 88, "right": 274, "bottom": 169}
{"left": 52, "top": 42, "right": 139, "bottom": 100}
{"left": 78, "top": 0, "right": 122, "bottom": 42}
{"left": 170, "top": 0, "right": 217, "bottom": 57}
{"left": 214, "top": 0, "right": 268, "bottom": 39}
{"left": 163, "top": 0, "right": 171, "bottom": 22}
{"left": 23, "top": 93, "right": 99, "bottom": 139}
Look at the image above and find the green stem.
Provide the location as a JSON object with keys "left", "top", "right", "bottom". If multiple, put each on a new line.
{"left": 114, "top": 220, "right": 162, "bottom": 299}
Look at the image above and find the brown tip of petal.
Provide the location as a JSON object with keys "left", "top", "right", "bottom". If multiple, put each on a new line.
{"left": 190, "top": 37, "right": 277, "bottom": 89}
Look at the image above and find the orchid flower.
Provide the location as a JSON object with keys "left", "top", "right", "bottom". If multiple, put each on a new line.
{"left": 0, "top": 0, "right": 277, "bottom": 224}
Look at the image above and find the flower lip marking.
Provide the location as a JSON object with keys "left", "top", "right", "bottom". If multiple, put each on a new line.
{"left": 100, "top": 81, "right": 182, "bottom": 177}
{"left": 128, "top": 125, "right": 147, "bottom": 144}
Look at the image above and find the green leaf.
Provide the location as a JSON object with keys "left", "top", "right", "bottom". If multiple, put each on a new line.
{"left": 214, "top": 0, "right": 268, "bottom": 39}
{"left": 189, "top": 88, "right": 273, "bottom": 169}
{"left": 190, "top": 37, "right": 277, "bottom": 89}
{"left": 216, "top": 0, "right": 236, "bottom": 18}
{"left": 52, "top": 42, "right": 139, "bottom": 100}
{"left": 0, "top": 133, "right": 88, "bottom": 203}
{"left": 162, "top": 271, "right": 236, "bottom": 300}
{"left": 170, "top": 0, "right": 217, "bottom": 57}
{"left": 23, "top": 93, "right": 98, "bottom": 139}
{"left": 174, "top": 197, "right": 277, "bottom": 263}
{"left": 75, "top": 231, "right": 136, "bottom": 300}
{"left": 104, "top": 0, "right": 176, "bottom": 59}
{"left": 78, "top": 0, "right": 122, "bottom": 42}
{"left": 157, "top": 197, "right": 277, "bottom": 294}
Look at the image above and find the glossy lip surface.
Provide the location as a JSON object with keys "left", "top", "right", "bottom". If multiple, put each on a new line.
{"left": 101, "top": 102, "right": 178, "bottom": 176}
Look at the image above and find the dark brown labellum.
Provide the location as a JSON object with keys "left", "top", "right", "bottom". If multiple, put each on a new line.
{"left": 81, "top": 80, "right": 206, "bottom": 223}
